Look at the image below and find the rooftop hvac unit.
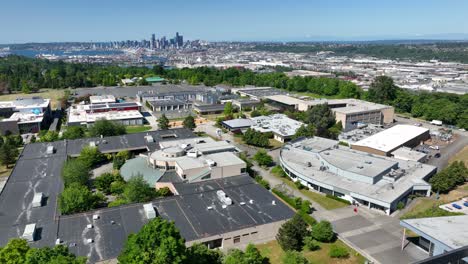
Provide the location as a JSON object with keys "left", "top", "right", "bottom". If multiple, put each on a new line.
{"left": 86, "top": 224, "right": 93, "bottom": 229}
{"left": 92, "top": 214, "right": 99, "bottom": 220}
{"left": 22, "top": 223, "right": 36, "bottom": 242}
{"left": 207, "top": 206, "right": 213, "bottom": 210}
{"left": 143, "top": 203, "right": 157, "bottom": 219}
{"left": 145, "top": 135, "right": 154, "bottom": 143}
{"left": 89, "top": 141, "right": 96, "bottom": 147}
{"left": 32, "top": 192, "right": 43, "bottom": 208}
{"left": 55, "top": 238, "right": 62, "bottom": 245}
{"left": 249, "top": 200, "right": 254, "bottom": 204}
{"left": 46, "top": 146, "right": 54, "bottom": 154}
{"left": 86, "top": 238, "right": 94, "bottom": 244}
{"left": 206, "top": 159, "right": 217, "bottom": 167}
{"left": 272, "top": 200, "right": 276, "bottom": 205}
{"left": 240, "top": 202, "right": 246, "bottom": 206}
{"left": 187, "top": 150, "right": 199, "bottom": 158}
{"left": 216, "top": 190, "right": 233, "bottom": 205}
{"left": 365, "top": 161, "right": 372, "bottom": 164}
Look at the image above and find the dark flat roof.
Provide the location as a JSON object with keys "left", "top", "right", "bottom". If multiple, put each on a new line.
{"left": 193, "top": 104, "right": 225, "bottom": 112}
{"left": 57, "top": 176, "right": 294, "bottom": 262}
{"left": 148, "top": 99, "right": 190, "bottom": 107}
{"left": 0, "top": 129, "right": 294, "bottom": 263}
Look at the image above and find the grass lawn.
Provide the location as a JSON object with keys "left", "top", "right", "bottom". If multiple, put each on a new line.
{"left": 449, "top": 145, "right": 468, "bottom": 166}
{"left": 256, "top": 240, "right": 365, "bottom": 264}
{"left": 0, "top": 89, "right": 65, "bottom": 108}
{"left": 270, "top": 167, "right": 349, "bottom": 210}
{"left": 401, "top": 183, "right": 468, "bottom": 219}
{"left": 125, "top": 125, "right": 152, "bottom": 134}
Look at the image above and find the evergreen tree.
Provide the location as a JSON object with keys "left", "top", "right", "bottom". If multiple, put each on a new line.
{"left": 158, "top": 114, "right": 170, "bottom": 130}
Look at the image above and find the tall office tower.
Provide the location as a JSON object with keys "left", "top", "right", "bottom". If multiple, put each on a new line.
{"left": 151, "top": 34, "right": 156, "bottom": 49}
{"left": 176, "top": 32, "right": 183, "bottom": 48}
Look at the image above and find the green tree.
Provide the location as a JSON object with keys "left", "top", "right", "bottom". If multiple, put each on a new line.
{"left": 59, "top": 183, "right": 103, "bottom": 215}
{"left": 94, "top": 172, "right": 121, "bottom": 194}
{"left": 61, "top": 159, "right": 90, "bottom": 187}
{"left": 182, "top": 115, "right": 196, "bottom": 130}
{"left": 276, "top": 214, "right": 309, "bottom": 251}
{"left": 0, "top": 143, "right": 19, "bottom": 168}
{"left": 253, "top": 149, "right": 273, "bottom": 167}
{"left": 306, "top": 103, "right": 336, "bottom": 138}
{"left": 0, "top": 238, "right": 30, "bottom": 264}
{"left": 158, "top": 114, "right": 170, "bottom": 130}
{"left": 311, "top": 220, "right": 334, "bottom": 242}
{"left": 25, "top": 245, "right": 86, "bottom": 264}
{"left": 367, "top": 76, "right": 398, "bottom": 104}
{"left": 88, "top": 119, "right": 126, "bottom": 137}
{"left": 223, "top": 244, "right": 265, "bottom": 264}
{"left": 187, "top": 243, "right": 223, "bottom": 264}
{"left": 243, "top": 128, "right": 269, "bottom": 148}
{"left": 223, "top": 102, "right": 234, "bottom": 117}
{"left": 282, "top": 251, "right": 309, "bottom": 264}
{"left": 118, "top": 217, "right": 187, "bottom": 264}
{"left": 113, "top": 150, "right": 131, "bottom": 170}
{"left": 62, "top": 126, "right": 86, "bottom": 139}
{"left": 303, "top": 236, "right": 320, "bottom": 251}
{"left": 123, "top": 175, "right": 157, "bottom": 203}
{"left": 39, "top": 131, "right": 59, "bottom": 142}
{"left": 78, "top": 146, "right": 105, "bottom": 168}
{"left": 293, "top": 124, "right": 315, "bottom": 139}
{"left": 329, "top": 245, "right": 349, "bottom": 258}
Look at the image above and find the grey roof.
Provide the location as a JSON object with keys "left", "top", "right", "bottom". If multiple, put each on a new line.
{"left": 66, "top": 128, "right": 195, "bottom": 156}
{"left": 148, "top": 99, "right": 190, "bottom": 107}
{"left": 222, "top": 119, "right": 254, "bottom": 129}
{"left": 57, "top": 175, "right": 294, "bottom": 262}
{"left": 0, "top": 129, "right": 294, "bottom": 263}
{"left": 401, "top": 216, "right": 468, "bottom": 250}
{"left": 193, "top": 104, "right": 226, "bottom": 112}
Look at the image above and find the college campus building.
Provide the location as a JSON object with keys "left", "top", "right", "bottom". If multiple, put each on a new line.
{"left": 264, "top": 95, "right": 395, "bottom": 131}
{"left": 400, "top": 215, "right": 468, "bottom": 257}
{"left": 279, "top": 137, "right": 437, "bottom": 215}
{"left": 0, "top": 97, "right": 52, "bottom": 134}
{"left": 351, "top": 125, "right": 430, "bottom": 156}
{"left": 0, "top": 128, "right": 294, "bottom": 262}
{"left": 67, "top": 95, "right": 144, "bottom": 126}
{"left": 146, "top": 98, "right": 192, "bottom": 112}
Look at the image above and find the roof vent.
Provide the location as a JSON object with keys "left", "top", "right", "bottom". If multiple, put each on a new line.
{"left": 145, "top": 135, "right": 155, "bottom": 143}
{"left": 143, "top": 203, "right": 157, "bottom": 219}
{"left": 272, "top": 200, "right": 276, "bottom": 205}
{"left": 87, "top": 224, "right": 93, "bottom": 229}
{"left": 46, "top": 146, "right": 55, "bottom": 154}
{"left": 249, "top": 200, "right": 254, "bottom": 204}
{"left": 207, "top": 206, "right": 213, "bottom": 210}
{"left": 365, "top": 161, "right": 372, "bottom": 164}
{"left": 55, "top": 238, "right": 62, "bottom": 245}
{"left": 240, "top": 202, "right": 246, "bottom": 206}
{"left": 89, "top": 141, "right": 96, "bottom": 147}
{"left": 207, "top": 159, "right": 217, "bottom": 167}
{"left": 22, "top": 223, "right": 36, "bottom": 242}
{"left": 86, "top": 238, "right": 94, "bottom": 244}
{"left": 92, "top": 214, "right": 99, "bottom": 220}
{"left": 32, "top": 193, "right": 44, "bottom": 208}
{"left": 357, "top": 165, "right": 364, "bottom": 169}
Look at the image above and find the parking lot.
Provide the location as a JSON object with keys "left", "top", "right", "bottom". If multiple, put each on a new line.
{"left": 439, "top": 198, "right": 468, "bottom": 214}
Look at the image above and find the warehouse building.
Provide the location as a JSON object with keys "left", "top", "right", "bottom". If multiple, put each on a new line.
{"left": 136, "top": 84, "right": 221, "bottom": 105}
{"left": 0, "top": 97, "right": 52, "bottom": 134}
{"left": 400, "top": 215, "right": 468, "bottom": 257}
{"left": 0, "top": 128, "right": 294, "bottom": 262}
{"left": 280, "top": 137, "right": 436, "bottom": 215}
{"left": 351, "top": 125, "right": 430, "bottom": 156}
{"left": 193, "top": 104, "right": 226, "bottom": 115}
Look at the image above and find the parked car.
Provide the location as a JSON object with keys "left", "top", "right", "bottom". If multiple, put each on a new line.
{"left": 463, "top": 202, "right": 468, "bottom": 207}
{"left": 452, "top": 203, "right": 462, "bottom": 210}
{"left": 434, "top": 153, "right": 441, "bottom": 158}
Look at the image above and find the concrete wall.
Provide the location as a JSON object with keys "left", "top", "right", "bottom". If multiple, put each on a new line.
{"left": 381, "top": 107, "right": 395, "bottom": 124}
{"left": 185, "top": 220, "right": 287, "bottom": 250}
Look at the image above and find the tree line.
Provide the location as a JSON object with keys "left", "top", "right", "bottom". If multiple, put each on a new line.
{"left": 1, "top": 56, "right": 466, "bottom": 128}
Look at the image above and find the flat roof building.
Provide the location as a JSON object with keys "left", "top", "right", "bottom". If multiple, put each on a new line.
{"left": 221, "top": 119, "right": 255, "bottom": 133}
{"left": 193, "top": 104, "right": 226, "bottom": 115}
{"left": 251, "top": 114, "right": 304, "bottom": 142}
{"left": 0, "top": 128, "right": 294, "bottom": 262}
{"left": 264, "top": 95, "right": 394, "bottom": 131}
{"left": 0, "top": 97, "right": 52, "bottom": 134}
{"left": 68, "top": 101, "right": 143, "bottom": 127}
{"left": 280, "top": 137, "right": 437, "bottom": 215}
{"left": 351, "top": 125, "right": 430, "bottom": 156}
{"left": 147, "top": 98, "right": 191, "bottom": 112}
{"left": 401, "top": 215, "right": 468, "bottom": 257}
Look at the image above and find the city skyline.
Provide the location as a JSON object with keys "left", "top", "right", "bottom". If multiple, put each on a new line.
{"left": 1, "top": 0, "right": 468, "bottom": 44}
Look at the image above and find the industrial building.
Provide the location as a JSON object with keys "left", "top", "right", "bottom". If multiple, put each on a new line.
{"left": 67, "top": 101, "right": 144, "bottom": 127}
{"left": 401, "top": 215, "right": 468, "bottom": 257}
{"left": 0, "top": 97, "right": 52, "bottom": 134}
{"left": 279, "top": 137, "right": 437, "bottom": 215}
{"left": 221, "top": 119, "right": 255, "bottom": 133}
{"left": 264, "top": 95, "right": 395, "bottom": 131}
{"left": 193, "top": 104, "right": 226, "bottom": 115}
{"left": 351, "top": 125, "right": 430, "bottom": 156}
{"left": 251, "top": 114, "right": 305, "bottom": 142}
{"left": 136, "top": 84, "right": 221, "bottom": 105}
{"left": 0, "top": 128, "right": 294, "bottom": 262}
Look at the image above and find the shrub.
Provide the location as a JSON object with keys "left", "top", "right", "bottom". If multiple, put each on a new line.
{"left": 253, "top": 149, "right": 273, "bottom": 167}
{"left": 59, "top": 183, "right": 104, "bottom": 214}
{"left": 396, "top": 201, "right": 405, "bottom": 210}
{"left": 157, "top": 187, "right": 173, "bottom": 197}
{"left": 303, "top": 236, "right": 320, "bottom": 251}
{"left": 295, "top": 181, "right": 305, "bottom": 190}
{"left": 282, "top": 251, "right": 309, "bottom": 264}
{"left": 271, "top": 165, "right": 287, "bottom": 178}
{"left": 110, "top": 180, "right": 126, "bottom": 195}
{"left": 108, "top": 198, "right": 128, "bottom": 207}
{"left": 276, "top": 214, "right": 309, "bottom": 251}
{"left": 329, "top": 245, "right": 349, "bottom": 258}
{"left": 94, "top": 172, "right": 121, "bottom": 194}
{"left": 254, "top": 175, "right": 270, "bottom": 190}
{"left": 78, "top": 146, "right": 105, "bottom": 168}
{"left": 61, "top": 159, "right": 90, "bottom": 187}
{"left": 300, "top": 200, "right": 311, "bottom": 214}
{"left": 311, "top": 221, "right": 334, "bottom": 242}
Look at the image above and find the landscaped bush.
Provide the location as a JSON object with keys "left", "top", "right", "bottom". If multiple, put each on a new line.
{"left": 271, "top": 165, "right": 287, "bottom": 178}
{"left": 396, "top": 201, "right": 405, "bottom": 210}
{"left": 272, "top": 188, "right": 301, "bottom": 210}
{"left": 303, "top": 236, "right": 320, "bottom": 251}
{"left": 329, "top": 245, "right": 349, "bottom": 258}
{"left": 254, "top": 175, "right": 271, "bottom": 190}
{"left": 325, "top": 194, "right": 351, "bottom": 205}
{"left": 311, "top": 221, "right": 335, "bottom": 242}
{"left": 295, "top": 181, "right": 306, "bottom": 190}
{"left": 272, "top": 188, "right": 317, "bottom": 226}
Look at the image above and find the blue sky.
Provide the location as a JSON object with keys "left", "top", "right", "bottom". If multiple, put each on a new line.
{"left": 1, "top": 0, "right": 468, "bottom": 43}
